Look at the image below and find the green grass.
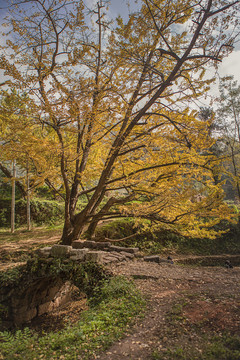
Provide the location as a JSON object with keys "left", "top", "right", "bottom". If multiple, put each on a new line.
{"left": 0, "top": 276, "right": 145, "bottom": 360}
{"left": 151, "top": 335, "right": 240, "bottom": 360}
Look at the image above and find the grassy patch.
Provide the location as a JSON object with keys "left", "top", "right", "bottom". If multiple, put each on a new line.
{"left": 151, "top": 334, "right": 240, "bottom": 360}
{"left": 0, "top": 276, "right": 145, "bottom": 360}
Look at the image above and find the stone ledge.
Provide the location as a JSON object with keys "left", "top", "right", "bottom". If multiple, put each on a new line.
{"left": 109, "top": 245, "right": 139, "bottom": 254}
{"left": 35, "top": 241, "right": 139, "bottom": 265}
{"left": 72, "top": 240, "right": 110, "bottom": 250}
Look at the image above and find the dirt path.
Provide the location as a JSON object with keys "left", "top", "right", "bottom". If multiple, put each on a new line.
{"left": 97, "top": 260, "right": 240, "bottom": 360}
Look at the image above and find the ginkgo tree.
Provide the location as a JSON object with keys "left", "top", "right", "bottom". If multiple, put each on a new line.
{"left": 0, "top": 0, "right": 239, "bottom": 244}
{"left": 0, "top": 90, "right": 61, "bottom": 197}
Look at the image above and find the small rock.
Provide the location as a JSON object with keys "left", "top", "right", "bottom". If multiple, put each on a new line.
{"left": 120, "top": 251, "right": 134, "bottom": 259}
{"left": 69, "top": 249, "right": 88, "bottom": 261}
{"left": 70, "top": 248, "right": 88, "bottom": 256}
{"left": 85, "top": 251, "right": 107, "bottom": 263}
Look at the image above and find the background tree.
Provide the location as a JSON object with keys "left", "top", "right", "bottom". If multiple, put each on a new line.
{"left": 215, "top": 77, "right": 240, "bottom": 201}
{"left": 0, "top": 0, "right": 239, "bottom": 244}
{"left": 0, "top": 90, "right": 61, "bottom": 195}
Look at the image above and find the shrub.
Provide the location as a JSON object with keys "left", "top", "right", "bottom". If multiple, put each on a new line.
{"left": 0, "top": 199, "right": 64, "bottom": 227}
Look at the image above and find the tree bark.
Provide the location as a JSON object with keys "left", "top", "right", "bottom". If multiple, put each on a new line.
{"left": 26, "top": 160, "right": 31, "bottom": 231}
{"left": 0, "top": 162, "right": 27, "bottom": 198}
{"left": 11, "top": 160, "right": 16, "bottom": 234}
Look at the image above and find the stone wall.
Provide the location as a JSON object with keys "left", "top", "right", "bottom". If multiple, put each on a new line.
{"left": 0, "top": 240, "right": 139, "bottom": 330}
{"left": 0, "top": 275, "right": 76, "bottom": 329}
{"left": 37, "top": 240, "right": 139, "bottom": 264}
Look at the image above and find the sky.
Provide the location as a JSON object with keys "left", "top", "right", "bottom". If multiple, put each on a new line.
{"left": 0, "top": 0, "right": 8, "bottom": 16}
{"left": 0, "top": 0, "right": 239, "bottom": 87}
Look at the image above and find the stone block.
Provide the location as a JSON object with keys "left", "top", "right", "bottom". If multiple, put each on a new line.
{"left": 144, "top": 255, "right": 160, "bottom": 264}
{"left": 72, "top": 240, "right": 88, "bottom": 249}
{"left": 70, "top": 248, "right": 88, "bottom": 259}
{"left": 83, "top": 241, "right": 98, "bottom": 249}
{"left": 109, "top": 245, "right": 139, "bottom": 254}
{"left": 72, "top": 240, "right": 111, "bottom": 250}
{"left": 50, "top": 245, "right": 72, "bottom": 257}
{"left": 70, "top": 249, "right": 88, "bottom": 261}
{"left": 102, "top": 259, "right": 114, "bottom": 264}
{"left": 94, "top": 242, "right": 111, "bottom": 250}
{"left": 85, "top": 251, "right": 107, "bottom": 263}
{"left": 103, "top": 254, "right": 121, "bottom": 262}
{"left": 73, "top": 240, "right": 99, "bottom": 249}
{"left": 120, "top": 251, "right": 134, "bottom": 259}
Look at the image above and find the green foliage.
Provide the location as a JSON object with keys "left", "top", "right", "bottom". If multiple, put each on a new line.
{"left": 0, "top": 258, "right": 109, "bottom": 296}
{"left": 0, "top": 276, "right": 145, "bottom": 359}
{"left": 0, "top": 170, "right": 22, "bottom": 201}
{"left": 203, "top": 335, "right": 240, "bottom": 360}
{"left": 35, "top": 185, "right": 59, "bottom": 200}
{"left": 151, "top": 335, "right": 240, "bottom": 360}
{"left": 94, "top": 218, "right": 136, "bottom": 240}
{"left": 0, "top": 198, "right": 64, "bottom": 227}
{"left": 95, "top": 217, "right": 240, "bottom": 256}
{"left": 95, "top": 218, "right": 185, "bottom": 253}
{"left": 0, "top": 266, "right": 22, "bottom": 287}
{"left": 0, "top": 208, "right": 8, "bottom": 227}
{"left": 89, "top": 275, "right": 140, "bottom": 306}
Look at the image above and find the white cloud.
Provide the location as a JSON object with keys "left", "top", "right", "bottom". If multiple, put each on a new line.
{"left": 218, "top": 50, "right": 240, "bottom": 82}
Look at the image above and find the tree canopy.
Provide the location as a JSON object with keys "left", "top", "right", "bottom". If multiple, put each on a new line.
{"left": 0, "top": 0, "right": 239, "bottom": 244}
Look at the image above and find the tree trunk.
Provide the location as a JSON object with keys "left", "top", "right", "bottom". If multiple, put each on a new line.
{"left": 26, "top": 160, "right": 31, "bottom": 231}
{"left": 11, "top": 160, "right": 16, "bottom": 234}
{"left": 85, "top": 219, "right": 99, "bottom": 239}
{"left": 0, "top": 162, "right": 27, "bottom": 198}
{"left": 60, "top": 210, "right": 87, "bottom": 245}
